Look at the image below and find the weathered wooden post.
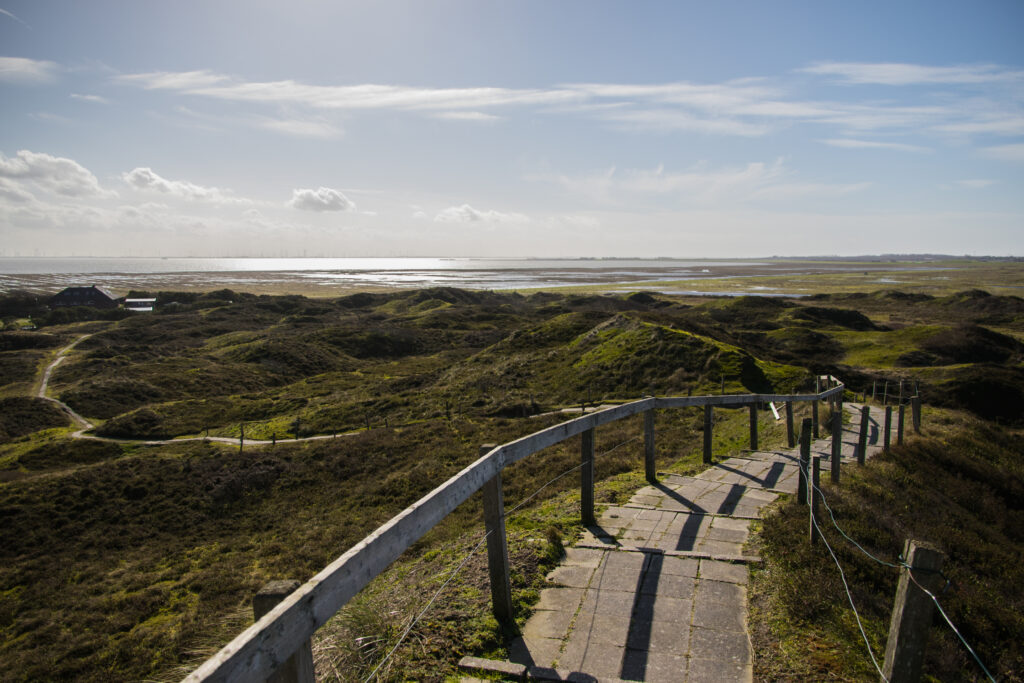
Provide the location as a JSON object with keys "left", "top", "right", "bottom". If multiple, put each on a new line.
{"left": 809, "top": 455, "right": 821, "bottom": 545}
{"left": 703, "top": 404, "right": 713, "bottom": 463}
{"left": 581, "top": 427, "right": 595, "bottom": 526}
{"left": 872, "top": 379, "right": 877, "bottom": 402}
{"left": 898, "top": 404, "right": 906, "bottom": 445}
{"left": 748, "top": 403, "right": 758, "bottom": 451}
{"left": 883, "top": 380, "right": 889, "bottom": 405}
{"left": 479, "top": 445, "right": 514, "bottom": 631}
{"left": 857, "top": 405, "right": 870, "bottom": 465}
{"left": 911, "top": 395, "right": 921, "bottom": 434}
{"left": 239, "top": 423, "right": 244, "bottom": 453}
{"left": 644, "top": 409, "right": 656, "bottom": 484}
{"left": 812, "top": 398, "right": 819, "bottom": 439}
{"left": 253, "top": 581, "right": 315, "bottom": 683}
{"left": 830, "top": 409, "right": 842, "bottom": 484}
{"left": 882, "top": 540, "right": 945, "bottom": 683}
{"left": 884, "top": 406, "right": 893, "bottom": 451}
{"left": 798, "top": 418, "right": 811, "bottom": 505}
{"left": 785, "top": 401, "right": 795, "bottom": 448}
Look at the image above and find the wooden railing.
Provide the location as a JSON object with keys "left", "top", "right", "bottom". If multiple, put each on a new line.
{"left": 185, "top": 377, "right": 846, "bottom": 682}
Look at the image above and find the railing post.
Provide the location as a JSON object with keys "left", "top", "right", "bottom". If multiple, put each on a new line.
{"left": 884, "top": 406, "right": 893, "bottom": 451}
{"left": 479, "top": 445, "right": 514, "bottom": 632}
{"left": 703, "top": 404, "right": 713, "bottom": 464}
{"left": 643, "top": 409, "right": 656, "bottom": 483}
{"left": 898, "top": 404, "right": 906, "bottom": 445}
{"left": 581, "top": 428, "right": 595, "bottom": 526}
{"left": 748, "top": 403, "right": 758, "bottom": 451}
{"left": 911, "top": 395, "right": 921, "bottom": 434}
{"left": 830, "top": 408, "right": 841, "bottom": 485}
{"left": 798, "top": 418, "right": 811, "bottom": 505}
{"left": 253, "top": 581, "right": 315, "bottom": 683}
{"left": 785, "top": 401, "right": 795, "bottom": 448}
{"left": 811, "top": 399, "right": 819, "bottom": 439}
{"left": 809, "top": 455, "right": 821, "bottom": 545}
{"left": 883, "top": 540, "right": 945, "bottom": 683}
{"left": 857, "top": 405, "right": 869, "bottom": 465}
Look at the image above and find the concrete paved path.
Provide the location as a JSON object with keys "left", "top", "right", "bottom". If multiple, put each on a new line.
{"left": 462, "top": 403, "right": 890, "bottom": 682}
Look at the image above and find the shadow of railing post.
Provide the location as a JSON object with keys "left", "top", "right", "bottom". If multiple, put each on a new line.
{"left": 185, "top": 384, "right": 849, "bottom": 682}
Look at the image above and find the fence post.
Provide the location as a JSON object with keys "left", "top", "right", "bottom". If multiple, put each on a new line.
{"left": 581, "top": 428, "right": 595, "bottom": 526}
{"left": 703, "top": 405, "right": 713, "bottom": 464}
{"left": 239, "top": 422, "right": 244, "bottom": 453}
{"left": 798, "top": 418, "right": 811, "bottom": 505}
{"left": 644, "top": 410, "right": 656, "bottom": 484}
{"left": 911, "top": 395, "right": 921, "bottom": 434}
{"left": 882, "top": 540, "right": 945, "bottom": 683}
{"left": 857, "top": 405, "right": 870, "bottom": 465}
{"left": 898, "top": 404, "right": 906, "bottom": 445}
{"left": 748, "top": 403, "right": 758, "bottom": 451}
{"left": 883, "top": 380, "right": 889, "bottom": 405}
{"left": 811, "top": 398, "right": 819, "bottom": 438}
{"left": 830, "top": 408, "right": 841, "bottom": 484}
{"left": 785, "top": 401, "right": 795, "bottom": 448}
{"left": 479, "top": 444, "right": 514, "bottom": 631}
{"left": 884, "top": 406, "right": 893, "bottom": 451}
{"left": 253, "top": 581, "right": 315, "bottom": 683}
{"left": 809, "top": 455, "right": 821, "bottom": 545}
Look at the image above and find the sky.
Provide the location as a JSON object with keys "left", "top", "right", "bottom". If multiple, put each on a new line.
{"left": 1, "top": 0, "right": 1022, "bottom": 258}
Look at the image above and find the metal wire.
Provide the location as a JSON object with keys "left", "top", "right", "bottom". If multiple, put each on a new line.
{"left": 504, "top": 435, "right": 641, "bottom": 517}
{"left": 803, "top": 461, "right": 890, "bottom": 682}
{"left": 807, "top": 471, "right": 996, "bottom": 681}
{"left": 363, "top": 530, "right": 492, "bottom": 682}
{"left": 904, "top": 567, "right": 998, "bottom": 682}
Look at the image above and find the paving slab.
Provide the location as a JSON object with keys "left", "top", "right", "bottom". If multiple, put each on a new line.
{"left": 465, "top": 403, "right": 888, "bottom": 682}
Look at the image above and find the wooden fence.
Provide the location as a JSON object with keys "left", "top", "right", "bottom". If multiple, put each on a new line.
{"left": 185, "top": 378, "right": 845, "bottom": 682}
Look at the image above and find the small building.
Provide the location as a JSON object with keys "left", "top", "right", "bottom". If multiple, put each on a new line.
{"left": 125, "top": 298, "right": 157, "bottom": 313}
{"left": 49, "top": 285, "right": 118, "bottom": 309}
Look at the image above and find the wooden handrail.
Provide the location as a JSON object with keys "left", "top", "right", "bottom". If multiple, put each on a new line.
{"left": 184, "top": 383, "right": 843, "bottom": 682}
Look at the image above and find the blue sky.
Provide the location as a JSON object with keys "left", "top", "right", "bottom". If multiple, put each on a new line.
{"left": 1, "top": 1, "right": 1022, "bottom": 257}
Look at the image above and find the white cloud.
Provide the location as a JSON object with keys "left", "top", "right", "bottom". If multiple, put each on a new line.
{"left": 820, "top": 138, "right": 930, "bottom": 153}
{"left": 0, "top": 9, "right": 31, "bottom": 28}
{"left": 0, "top": 150, "right": 111, "bottom": 197}
{"left": 287, "top": 187, "right": 355, "bottom": 212}
{"left": 0, "top": 56, "right": 59, "bottom": 84}
{"left": 980, "top": 143, "right": 1024, "bottom": 162}
{"left": 116, "top": 69, "right": 229, "bottom": 90}
{"left": 954, "top": 179, "right": 997, "bottom": 189}
{"left": 934, "top": 117, "right": 1024, "bottom": 136}
{"left": 254, "top": 116, "right": 342, "bottom": 138}
{"left": 122, "top": 167, "right": 248, "bottom": 204}
{"left": 0, "top": 177, "right": 35, "bottom": 203}
{"left": 434, "top": 111, "right": 500, "bottom": 122}
{"left": 70, "top": 93, "right": 110, "bottom": 104}
{"left": 433, "top": 204, "right": 528, "bottom": 223}
{"left": 802, "top": 62, "right": 1024, "bottom": 86}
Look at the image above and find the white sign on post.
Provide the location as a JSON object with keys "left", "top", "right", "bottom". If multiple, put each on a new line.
{"left": 769, "top": 402, "right": 781, "bottom": 421}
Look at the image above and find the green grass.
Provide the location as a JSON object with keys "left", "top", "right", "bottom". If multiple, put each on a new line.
{"left": 748, "top": 408, "right": 1024, "bottom": 681}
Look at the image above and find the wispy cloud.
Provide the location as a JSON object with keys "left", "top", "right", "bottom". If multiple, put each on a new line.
{"left": 980, "top": 143, "right": 1024, "bottom": 162}
{"left": 0, "top": 8, "right": 30, "bottom": 29}
{"left": 953, "top": 179, "right": 997, "bottom": 189}
{"left": 434, "top": 204, "right": 528, "bottom": 223}
{"left": 254, "top": 116, "right": 342, "bottom": 138}
{"left": 0, "top": 56, "right": 58, "bottom": 84}
{"left": 70, "top": 93, "right": 110, "bottom": 104}
{"left": 820, "top": 138, "right": 931, "bottom": 153}
{"left": 801, "top": 61, "right": 1024, "bottom": 86}
{"left": 434, "top": 111, "right": 500, "bottom": 122}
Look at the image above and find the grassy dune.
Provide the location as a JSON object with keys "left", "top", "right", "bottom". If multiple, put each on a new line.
{"left": 0, "top": 284, "right": 1022, "bottom": 680}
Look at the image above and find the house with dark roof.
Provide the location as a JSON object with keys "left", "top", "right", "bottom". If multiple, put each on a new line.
{"left": 49, "top": 285, "right": 119, "bottom": 309}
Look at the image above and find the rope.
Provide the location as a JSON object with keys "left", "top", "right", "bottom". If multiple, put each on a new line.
{"left": 363, "top": 530, "right": 492, "bottom": 682}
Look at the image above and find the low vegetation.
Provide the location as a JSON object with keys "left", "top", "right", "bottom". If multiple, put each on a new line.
{"left": 0, "top": 283, "right": 1021, "bottom": 680}
{"left": 749, "top": 409, "right": 1023, "bottom": 681}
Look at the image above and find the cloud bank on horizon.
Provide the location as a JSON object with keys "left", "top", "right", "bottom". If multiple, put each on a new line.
{"left": 0, "top": 1, "right": 1021, "bottom": 257}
